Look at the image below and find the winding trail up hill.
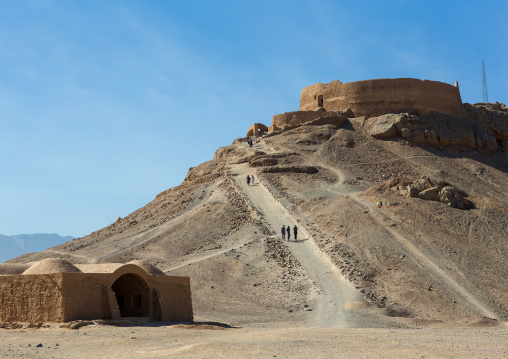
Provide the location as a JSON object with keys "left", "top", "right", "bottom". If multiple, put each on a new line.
{"left": 232, "top": 162, "right": 362, "bottom": 327}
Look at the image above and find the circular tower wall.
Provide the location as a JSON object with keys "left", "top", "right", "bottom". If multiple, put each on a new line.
{"left": 300, "top": 78, "right": 462, "bottom": 117}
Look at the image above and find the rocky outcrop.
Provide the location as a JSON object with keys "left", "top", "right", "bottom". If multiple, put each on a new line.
{"left": 438, "top": 186, "right": 470, "bottom": 209}
{"left": 369, "top": 115, "right": 398, "bottom": 138}
{"left": 369, "top": 104, "right": 508, "bottom": 152}
{"left": 462, "top": 102, "right": 508, "bottom": 143}
{"left": 397, "top": 176, "right": 471, "bottom": 209}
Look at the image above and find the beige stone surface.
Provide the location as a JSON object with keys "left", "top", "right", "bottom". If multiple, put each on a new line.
{"left": 370, "top": 114, "right": 397, "bottom": 138}
{"left": 0, "top": 261, "right": 192, "bottom": 323}
{"left": 271, "top": 109, "right": 353, "bottom": 129}
{"left": 22, "top": 258, "right": 81, "bottom": 275}
{"left": 300, "top": 78, "right": 462, "bottom": 117}
{"left": 246, "top": 123, "right": 268, "bottom": 137}
{"left": 0, "top": 275, "right": 64, "bottom": 322}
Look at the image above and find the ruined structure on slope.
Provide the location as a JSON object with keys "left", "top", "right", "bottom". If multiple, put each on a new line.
{"left": 246, "top": 123, "right": 268, "bottom": 137}
{"left": 0, "top": 258, "right": 193, "bottom": 323}
{"left": 247, "top": 78, "right": 462, "bottom": 136}
{"left": 299, "top": 78, "right": 462, "bottom": 117}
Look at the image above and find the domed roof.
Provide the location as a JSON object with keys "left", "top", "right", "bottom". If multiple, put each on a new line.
{"left": 128, "top": 260, "right": 165, "bottom": 276}
{"left": 74, "top": 263, "right": 125, "bottom": 273}
{"left": 22, "top": 258, "right": 82, "bottom": 275}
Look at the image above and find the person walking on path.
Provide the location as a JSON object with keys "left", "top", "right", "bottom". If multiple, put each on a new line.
{"left": 293, "top": 225, "right": 298, "bottom": 241}
{"left": 281, "top": 225, "right": 286, "bottom": 240}
{"left": 287, "top": 225, "right": 291, "bottom": 240}
{"left": 251, "top": 174, "right": 255, "bottom": 185}
{"left": 246, "top": 174, "right": 251, "bottom": 186}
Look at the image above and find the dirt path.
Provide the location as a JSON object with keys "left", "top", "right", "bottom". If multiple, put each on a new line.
{"left": 232, "top": 163, "right": 362, "bottom": 327}
{"left": 163, "top": 238, "right": 253, "bottom": 273}
{"left": 350, "top": 193, "right": 500, "bottom": 320}
{"left": 44, "top": 249, "right": 94, "bottom": 263}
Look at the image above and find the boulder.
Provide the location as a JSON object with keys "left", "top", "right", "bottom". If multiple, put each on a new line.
{"left": 411, "top": 176, "right": 433, "bottom": 192}
{"left": 424, "top": 130, "right": 440, "bottom": 145}
{"left": 474, "top": 125, "right": 497, "bottom": 151}
{"left": 392, "top": 114, "right": 428, "bottom": 133}
{"left": 308, "top": 114, "right": 347, "bottom": 127}
{"left": 341, "top": 107, "right": 356, "bottom": 118}
{"left": 401, "top": 128, "right": 411, "bottom": 139}
{"left": 438, "top": 186, "right": 470, "bottom": 209}
{"left": 400, "top": 186, "right": 419, "bottom": 198}
{"left": 411, "top": 130, "right": 426, "bottom": 143}
{"left": 419, "top": 187, "right": 441, "bottom": 201}
{"left": 370, "top": 115, "right": 397, "bottom": 138}
{"left": 438, "top": 128, "right": 476, "bottom": 148}
{"left": 397, "top": 177, "right": 471, "bottom": 210}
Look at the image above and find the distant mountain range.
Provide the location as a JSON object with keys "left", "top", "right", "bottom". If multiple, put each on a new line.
{"left": 0, "top": 233, "right": 74, "bottom": 262}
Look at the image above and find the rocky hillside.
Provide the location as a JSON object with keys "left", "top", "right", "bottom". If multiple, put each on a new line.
{"left": 7, "top": 103, "right": 508, "bottom": 327}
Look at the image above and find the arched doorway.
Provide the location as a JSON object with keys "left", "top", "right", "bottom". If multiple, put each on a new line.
{"left": 111, "top": 273, "right": 150, "bottom": 317}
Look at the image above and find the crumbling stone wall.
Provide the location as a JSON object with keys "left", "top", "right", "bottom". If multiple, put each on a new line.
{"left": 300, "top": 78, "right": 462, "bottom": 117}
{"left": 0, "top": 274, "right": 64, "bottom": 322}
{"left": 246, "top": 123, "right": 268, "bottom": 137}
{"left": 270, "top": 109, "right": 352, "bottom": 131}
{"left": 272, "top": 111, "right": 336, "bottom": 128}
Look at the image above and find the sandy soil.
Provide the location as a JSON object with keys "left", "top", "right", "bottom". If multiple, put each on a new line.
{"left": 1, "top": 321, "right": 507, "bottom": 358}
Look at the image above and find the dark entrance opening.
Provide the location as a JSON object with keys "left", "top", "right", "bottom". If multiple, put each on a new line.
{"left": 317, "top": 95, "right": 323, "bottom": 107}
{"left": 111, "top": 273, "right": 150, "bottom": 317}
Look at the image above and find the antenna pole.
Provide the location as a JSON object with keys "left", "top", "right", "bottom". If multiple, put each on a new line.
{"left": 482, "top": 60, "right": 489, "bottom": 103}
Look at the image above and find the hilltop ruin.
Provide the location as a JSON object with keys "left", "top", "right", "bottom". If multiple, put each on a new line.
{"left": 247, "top": 78, "right": 462, "bottom": 136}
{"left": 247, "top": 78, "right": 508, "bottom": 153}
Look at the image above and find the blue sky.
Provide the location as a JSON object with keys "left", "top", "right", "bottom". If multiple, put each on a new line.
{"left": 1, "top": 0, "right": 506, "bottom": 237}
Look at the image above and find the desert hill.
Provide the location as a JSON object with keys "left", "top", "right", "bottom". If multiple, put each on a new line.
{"left": 7, "top": 102, "right": 508, "bottom": 328}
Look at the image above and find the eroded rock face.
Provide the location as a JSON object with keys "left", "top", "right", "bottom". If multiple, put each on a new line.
{"left": 398, "top": 176, "right": 471, "bottom": 209}
{"left": 369, "top": 103, "right": 508, "bottom": 153}
{"left": 369, "top": 115, "right": 397, "bottom": 138}
{"left": 462, "top": 102, "right": 508, "bottom": 143}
